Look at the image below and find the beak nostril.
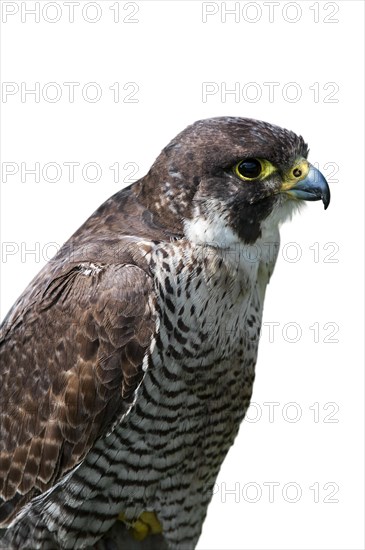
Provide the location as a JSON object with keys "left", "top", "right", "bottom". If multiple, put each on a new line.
{"left": 293, "top": 168, "right": 302, "bottom": 178}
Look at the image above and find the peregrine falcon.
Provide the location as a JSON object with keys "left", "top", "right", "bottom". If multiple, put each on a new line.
{"left": 0, "top": 117, "right": 330, "bottom": 549}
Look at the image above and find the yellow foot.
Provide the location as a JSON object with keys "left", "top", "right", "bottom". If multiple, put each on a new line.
{"left": 118, "top": 511, "right": 163, "bottom": 541}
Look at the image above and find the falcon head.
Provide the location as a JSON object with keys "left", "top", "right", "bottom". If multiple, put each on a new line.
{"left": 139, "top": 117, "right": 330, "bottom": 246}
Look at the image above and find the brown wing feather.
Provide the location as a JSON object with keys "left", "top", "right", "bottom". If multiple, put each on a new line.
{"left": 0, "top": 260, "right": 156, "bottom": 526}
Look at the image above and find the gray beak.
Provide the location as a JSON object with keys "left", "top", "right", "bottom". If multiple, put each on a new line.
{"left": 287, "top": 164, "right": 331, "bottom": 210}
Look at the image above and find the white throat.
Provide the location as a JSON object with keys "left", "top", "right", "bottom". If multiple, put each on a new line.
{"left": 184, "top": 197, "right": 303, "bottom": 284}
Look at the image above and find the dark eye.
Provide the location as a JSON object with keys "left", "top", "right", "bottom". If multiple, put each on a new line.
{"left": 235, "top": 158, "right": 262, "bottom": 180}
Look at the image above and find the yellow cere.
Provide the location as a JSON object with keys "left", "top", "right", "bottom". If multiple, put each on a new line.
{"left": 280, "top": 158, "right": 310, "bottom": 191}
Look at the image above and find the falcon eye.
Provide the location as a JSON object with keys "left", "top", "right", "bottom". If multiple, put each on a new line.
{"left": 234, "top": 158, "right": 263, "bottom": 181}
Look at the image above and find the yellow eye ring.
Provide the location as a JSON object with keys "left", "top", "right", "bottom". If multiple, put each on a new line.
{"left": 234, "top": 158, "right": 277, "bottom": 181}
{"left": 234, "top": 158, "right": 263, "bottom": 180}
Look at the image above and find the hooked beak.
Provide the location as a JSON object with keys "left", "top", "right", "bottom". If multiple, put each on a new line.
{"left": 283, "top": 163, "right": 331, "bottom": 210}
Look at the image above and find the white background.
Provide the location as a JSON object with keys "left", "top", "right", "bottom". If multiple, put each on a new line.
{"left": 1, "top": 1, "right": 364, "bottom": 549}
